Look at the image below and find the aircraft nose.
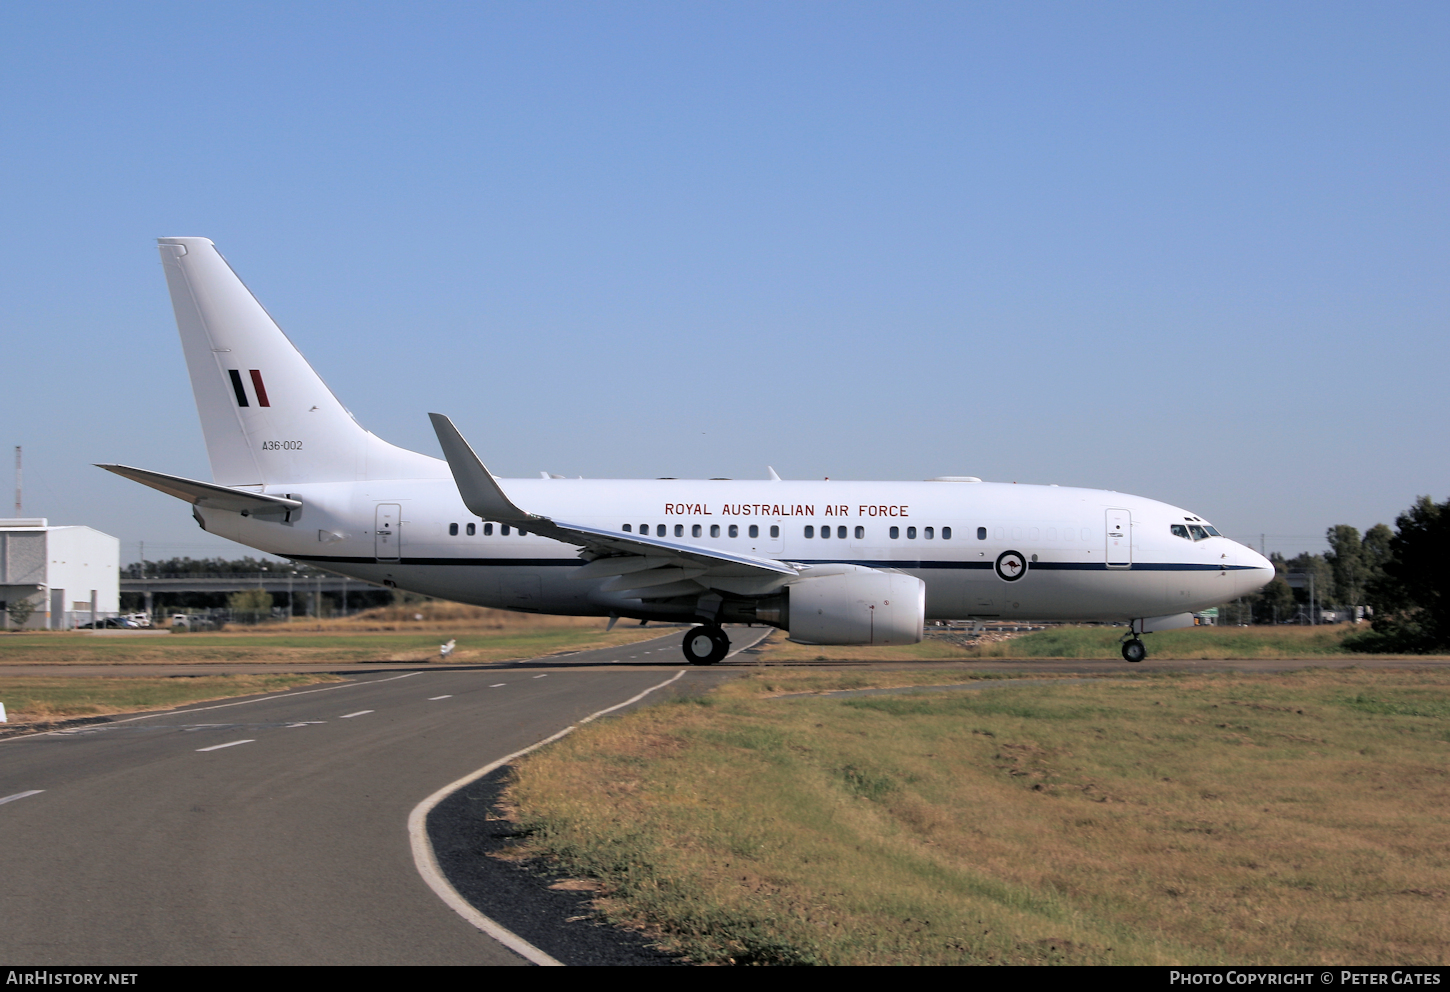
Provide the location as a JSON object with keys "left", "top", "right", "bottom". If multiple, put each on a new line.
{"left": 1237, "top": 545, "right": 1275, "bottom": 595}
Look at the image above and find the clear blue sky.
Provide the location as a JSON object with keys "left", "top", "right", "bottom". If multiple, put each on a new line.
{"left": 1, "top": 1, "right": 1445, "bottom": 564}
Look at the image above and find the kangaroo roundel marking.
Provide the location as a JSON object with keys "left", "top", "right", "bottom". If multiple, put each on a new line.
{"left": 995, "top": 550, "right": 1028, "bottom": 582}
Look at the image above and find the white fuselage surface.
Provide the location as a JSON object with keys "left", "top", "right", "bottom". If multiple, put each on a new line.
{"left": 201, "top": 475, "right": 1269, "bottom": 623}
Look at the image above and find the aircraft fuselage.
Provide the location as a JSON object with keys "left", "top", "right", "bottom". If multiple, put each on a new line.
{"left": 199, "top": 473, "right": 1270, "bottom": 624}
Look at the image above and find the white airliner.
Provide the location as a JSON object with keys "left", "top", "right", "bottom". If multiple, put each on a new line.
{"left": 101, "top": 237, "right": 1274, "bottom": 664}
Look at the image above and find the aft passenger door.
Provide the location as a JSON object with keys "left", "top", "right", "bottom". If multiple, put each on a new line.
{"left": 1106, "top": 509, "right": 1131, "bottom": 567}
{"left": 375, "top": 503, "right": 401, "bottom": 562}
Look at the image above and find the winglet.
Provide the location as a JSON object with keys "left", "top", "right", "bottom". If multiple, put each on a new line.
{"left": 428, "top": 413, "right": 535, "bottom": 524}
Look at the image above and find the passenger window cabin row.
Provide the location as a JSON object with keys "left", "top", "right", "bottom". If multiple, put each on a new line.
{"left": 448, "top": 522, "right": 524, "bottom": 536}
{"left": 618, "top": 524, "right": 991, "bottom": 541}
{"left": 622, "top": 523, "right": 778, "bottom": 539}
{"left": 450, "top": 520, "right": 1099, "bottom": 545}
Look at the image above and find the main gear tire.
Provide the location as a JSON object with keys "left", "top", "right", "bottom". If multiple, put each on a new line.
{"left": 683, "top": 626, "right": 730, "bottom": 665}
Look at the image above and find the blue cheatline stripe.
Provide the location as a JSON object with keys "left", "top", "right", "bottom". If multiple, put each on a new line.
{"left": 290, "top": 555, "right": 583, "bottom": 567}
{"left": 800, "top": 560, "right": 1253, "bottom": 571}
{"left": 1107, "top": 562, "right": 1255, "bottom": 571}
{"left": 289, "top": 554, "right": 1259, "bottom": 572}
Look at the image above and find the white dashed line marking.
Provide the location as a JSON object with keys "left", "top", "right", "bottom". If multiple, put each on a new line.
{"left": 490, "top": 684, "right": 506, "bottom": 688}
{"left": 428, "top": 695, "right": 453, "bottom": 701}
{"left": 286, "top": 722, "right": 325, "bottom": 728}
{"left": 0, "top": 790, "right": 43, "bottom": 805}
{"left": 340, "top": 711, "right": 374, "bottom": 719}
{"left": 408, "top": 669, "right": 686, "bottom": 967}
{"left": 197, "top": 740, "right": 254, "bottom": 752}
{"left": 532, "top": 674, "right": 547, "bottom": 679}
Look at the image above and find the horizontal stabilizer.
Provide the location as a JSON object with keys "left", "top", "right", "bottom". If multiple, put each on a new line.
{"left": 97, "top": 464, "right": 301, "bottom": 514}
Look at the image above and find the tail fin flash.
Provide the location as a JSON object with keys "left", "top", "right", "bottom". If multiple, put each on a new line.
{"left": 157, "top": 238, "right": 442, "bottom": 486}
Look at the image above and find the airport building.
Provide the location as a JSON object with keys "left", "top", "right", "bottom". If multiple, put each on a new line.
{"left": 0, "top": 518, "right": 119, "bottom": 629}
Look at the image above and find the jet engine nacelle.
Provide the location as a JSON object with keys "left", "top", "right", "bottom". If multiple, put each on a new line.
{"left": 786, "top": 565, "right": 925, "bottom": 645}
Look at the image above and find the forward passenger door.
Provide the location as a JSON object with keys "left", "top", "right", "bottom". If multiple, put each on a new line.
{"left": 1106, "top": 509, "right": 1131, "bottom": 567}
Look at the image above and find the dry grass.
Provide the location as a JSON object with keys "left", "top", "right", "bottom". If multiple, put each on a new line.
{"left": 0, "top": 673, "right": 345, "bottom": 724}
{"left": 0, "top": 606, "right": 667, "bottom": 666}
{"left": 505, "top": 667, "right": 1450, "bottom": 965}
{"left": 222, "top": 601, "right": 618, "bottom": 632}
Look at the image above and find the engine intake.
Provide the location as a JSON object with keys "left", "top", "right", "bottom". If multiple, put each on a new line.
{"left": 785, "top": 566, "right": 925, "bottom": 645}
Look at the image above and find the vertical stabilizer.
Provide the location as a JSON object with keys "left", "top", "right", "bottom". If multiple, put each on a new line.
{"left": 157, "top": 238, "right": 442, "bottom": 486}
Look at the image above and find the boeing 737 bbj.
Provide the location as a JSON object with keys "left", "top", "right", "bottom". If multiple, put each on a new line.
{"left": 101, "top": 238, "right": 1274, "bottom": 664}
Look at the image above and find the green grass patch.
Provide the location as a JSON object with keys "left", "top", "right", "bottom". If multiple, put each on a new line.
{"left": 761, "top": 624, "right": 1399, "bottom": 662}
{"left": 0, "top": 673, "right": 345, "bottom": 722}
{"left": 1335, "top": 692, "right": 1450, "bottom": 720}
{"left": 989, "top": 625, "right": 1363, "bottom": 659}
{"left": 505, "top": 668, "right": 1450, "bottom": 965}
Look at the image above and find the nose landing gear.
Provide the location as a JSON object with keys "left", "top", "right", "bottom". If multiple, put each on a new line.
{"left": 683, "top": 625, "right": 731, "bottom": 665}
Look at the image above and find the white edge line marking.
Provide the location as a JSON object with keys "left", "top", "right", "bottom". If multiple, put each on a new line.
{"left": 0, "top": 790, "right": 44, "bottom": 805}
{"left": 340, "top": 710, "right": 374, "bottom": 718}
{"left": 196, "top": 739, "right": 254, "bottom": 752}
{"left": 722, "top": 626, "right": 772, "bottom": 660}
{"left": 0, "top": 671, "right": 426, "bottom": 744}
{"left": 408, "top": 669, "right": 687, "bottom": 967}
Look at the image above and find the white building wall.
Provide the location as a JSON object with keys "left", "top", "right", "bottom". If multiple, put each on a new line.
{"left": 0, "top": 519, "right": 120, "bottom": 628}
{"left": 46, "top": 526, "right": 120, "bottom": 615}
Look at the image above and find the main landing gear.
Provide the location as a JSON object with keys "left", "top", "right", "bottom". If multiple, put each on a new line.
{"left": 682, "top": 625, "right": 731, "bottom": 665}
{"left": 1121, "top": 636, "right": 1147, "bottom": 663}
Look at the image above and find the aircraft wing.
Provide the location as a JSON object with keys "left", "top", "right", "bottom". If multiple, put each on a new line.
{"left": 97, "top": 464, "right": 302, "bottom": 514}
{"left": 429, "top": 414, "right": 798, "bottom": 587}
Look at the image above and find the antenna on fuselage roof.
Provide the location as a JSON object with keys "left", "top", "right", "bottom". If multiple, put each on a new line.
{"left": 767, "top": 466, "right": 781, "bottom": 481}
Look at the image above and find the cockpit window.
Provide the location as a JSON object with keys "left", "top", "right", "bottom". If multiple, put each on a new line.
{"left": 1174, "top": 523, "right": 1220, "bottom": 541}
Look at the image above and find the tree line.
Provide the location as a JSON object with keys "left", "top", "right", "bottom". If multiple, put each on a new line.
{"left": 122, "top": 556, "right": 328, "bottom": 578}
{"left": 1239, "top": 495, "right": 1450, "bottom": 653}
{"left": 120, "top": 556, "right": 394, "bottom": 616}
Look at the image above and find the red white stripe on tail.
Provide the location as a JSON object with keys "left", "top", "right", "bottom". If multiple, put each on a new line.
{"left": 227, "top": 369, "right": 271, "bottom": 407}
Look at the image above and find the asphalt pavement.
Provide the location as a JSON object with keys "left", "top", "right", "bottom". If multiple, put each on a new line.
{"left": 0, "top": 629, "right": 752, "bottom": 965}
